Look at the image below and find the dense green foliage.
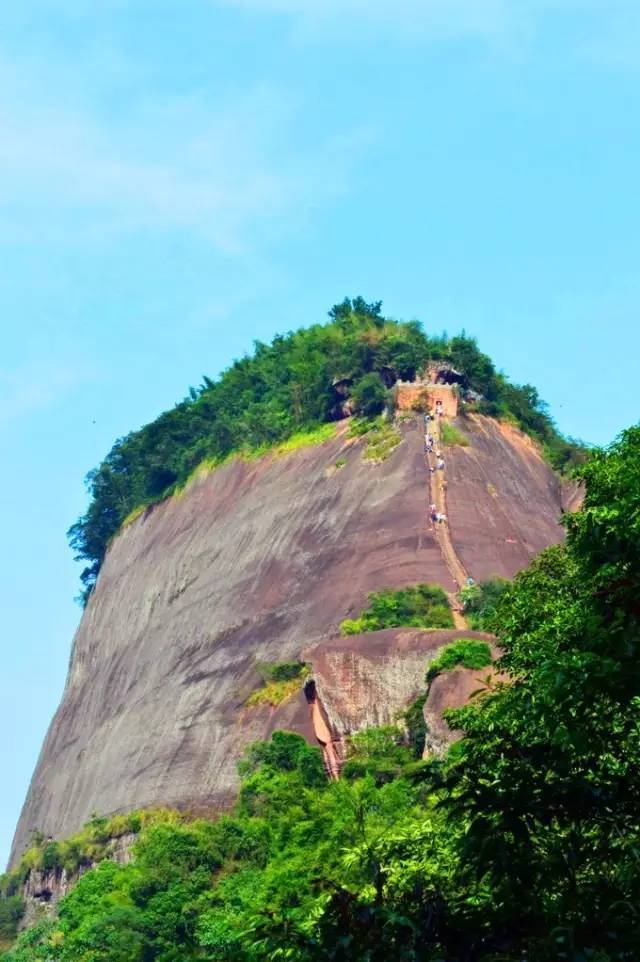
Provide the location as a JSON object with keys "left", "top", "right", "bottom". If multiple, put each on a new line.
{"left": 403, "top": 695, "right": 428, "bottom": 759}
{"left": 3, "top": 732, "right": 435, "bottom": 962}
{"left": 425, "top": 638, "right": 493, "bottom": 682}
{"left": 340, "top": 726, "right": 420, "bottom": 784}
{"left": 340, "top": 583, "right": 453, "bottom": 635}
{"left": 459, "top": 577, "right": 510, "bottom": 629}
{"left": 6, "top": 422, "right": 639, "bottom": 960}
{"left": 350, "top": 373, "right": 388, "bottom": 417}
{"left": 69, "top": 298, "right": 584, "bottom": 601}
{"left": 0, "top": 897, "right": 23, "bottom": 949}
{"left": 439, "top": 426, "right": 640, "bottom": 959}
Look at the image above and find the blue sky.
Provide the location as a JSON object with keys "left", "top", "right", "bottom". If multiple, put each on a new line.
{"left": 1, "top": 0, "right": 640, "bottom": 867}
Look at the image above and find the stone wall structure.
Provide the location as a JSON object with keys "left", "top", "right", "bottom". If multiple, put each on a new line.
{"left": 395, "top": 382, "right": 458, "bottom": 416}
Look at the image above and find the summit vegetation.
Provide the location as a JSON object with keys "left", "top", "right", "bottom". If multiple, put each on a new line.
{"left": 68, "top": 297, "right": 585, "bottom": 601}
{"left": 5, "top": 424, "right": 639, "bottom": 961}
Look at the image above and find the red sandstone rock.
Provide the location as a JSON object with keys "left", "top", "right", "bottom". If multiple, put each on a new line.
{"left": 10, "top": 415, "right": 571, "bottom": 865}
{"left": 303, "top": 627, "right": 494, "bottom": 735}
{"left": 444, "top": 414, "right": 579, "bottom": 579}
{"left": 422, "top": 660, "right": 510, "bottom": 756}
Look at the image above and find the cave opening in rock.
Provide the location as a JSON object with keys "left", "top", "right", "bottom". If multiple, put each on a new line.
{"left": 432, "top": 366, "right": 467, "bottom": 387}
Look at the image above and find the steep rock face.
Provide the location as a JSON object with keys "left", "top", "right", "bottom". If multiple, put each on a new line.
{"left": 11, "top": 416, "right": 569, "bottom": 864}
{"left": 444, "top": 415, "right": 568, "bottom": 580}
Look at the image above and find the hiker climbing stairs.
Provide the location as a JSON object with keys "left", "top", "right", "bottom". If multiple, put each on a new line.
{"left": 424, "top": 415, "right": 469, "bottom": 630}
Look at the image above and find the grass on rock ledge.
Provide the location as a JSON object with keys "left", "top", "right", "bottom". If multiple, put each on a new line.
{"left": 349, "top": 416, "right": 402, "bottom": 463}
{"left": 425, "top": 638, "right": 493, "bottom": 683}
{"left": 246, "top": 662, "right": 311, "bottom": 708}
{"left": 439, "top": 421, "right": 469, "bottom": 447}
{"left": 341, "top": 584, "right": 454, "bottom": 635}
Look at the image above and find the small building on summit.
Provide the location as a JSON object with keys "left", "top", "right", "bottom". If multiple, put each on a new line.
{"left": 394, "top": 379, "right": 459, "bottom": 417}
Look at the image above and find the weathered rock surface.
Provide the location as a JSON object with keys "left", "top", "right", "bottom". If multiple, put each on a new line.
{"left": 303, "top": 627, "right": 494, "bottom": 735}
{"left": 11, "top": 416, "right": 571, "bottom": 865}
{"left": 422, "top": 658, "right": 509, "bottom": 756}
{"left": 444, "top": 415, "right": 572, "bottom": 580}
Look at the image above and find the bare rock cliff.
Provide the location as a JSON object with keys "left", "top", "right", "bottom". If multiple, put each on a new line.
{"left": 11, "top": 416, "right": 572, "bottom": 864}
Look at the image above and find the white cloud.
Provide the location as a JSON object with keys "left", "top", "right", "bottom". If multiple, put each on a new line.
{"left": 0, "top": 54, "right": 363, "bottom": 253}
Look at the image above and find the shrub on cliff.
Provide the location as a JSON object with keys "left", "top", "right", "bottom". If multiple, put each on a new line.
{"left": 341, "top": 583, "right": 454, "bottom": 634}
{"left": 1, "top": 809, "right": 181, "bottom": 895}
{"left": 425, "top": 638, "right": 493, "bottom": 682}
{"left": 459, "top": 576, "right": 509, "bottom": 630}
{"left": 350, "top": 373, "right": 387, "bottom": 417}
{"left": 438, "top": 421, "right": 469, "bottom": 447}
{"left": 245, "top": 662, "right": 310, "bottom": 708}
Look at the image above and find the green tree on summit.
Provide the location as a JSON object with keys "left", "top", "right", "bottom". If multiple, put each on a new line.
{"left": 328, "top": 295, "right": 384, "bottom": 326}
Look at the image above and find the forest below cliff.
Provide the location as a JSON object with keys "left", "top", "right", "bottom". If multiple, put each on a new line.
{"left": 4, "top": 424, "right": 639, "bottom": 961}
{"left": 69, "top": 298, "right": 585, "bottom": 601}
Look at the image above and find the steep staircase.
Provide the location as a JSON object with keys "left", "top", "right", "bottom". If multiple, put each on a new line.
{"left": 424, "top": 416, "right": 469, "bottom": 630}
